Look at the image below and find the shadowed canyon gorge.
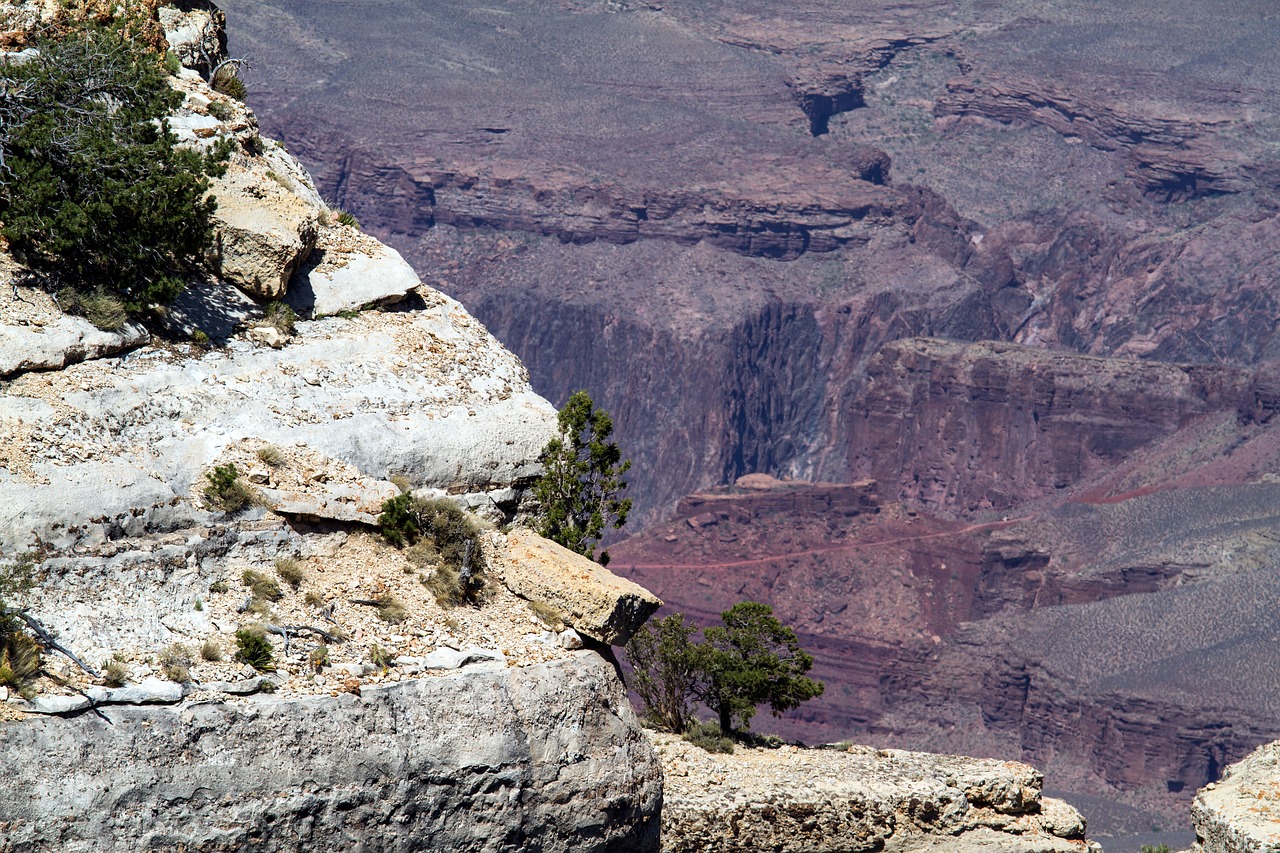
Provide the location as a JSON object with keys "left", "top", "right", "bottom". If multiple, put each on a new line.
{"left": 222, "top": 0, "right": 1280, "bottom": 844}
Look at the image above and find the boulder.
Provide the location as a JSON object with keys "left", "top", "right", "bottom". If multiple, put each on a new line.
{"left": 208, "top": 160, "right": 320, "bottom": 300}
{"left": 498, "top": 530, "right": 661, "bottom": 646}
{"left": 0, "top": 652, "right": 662, "bottom": 853}
{"left": 287, "top": 239, "right": 421, "bottom": 318}
{"left": 1192, "top": 739, "right": 1280, "bottom": 853}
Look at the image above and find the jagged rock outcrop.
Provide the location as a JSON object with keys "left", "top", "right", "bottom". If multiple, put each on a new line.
{"left": 0, "top": 652, "right": 662, "bottom": 853}
{"left": 1192, "top": 739, "right": 1280, "bottom": 853}
{"left": 653, "top": 733, "right": 1095, "bottom": 853}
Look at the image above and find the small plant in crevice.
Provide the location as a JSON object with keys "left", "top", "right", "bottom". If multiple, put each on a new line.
{"left": 234, "top": 628, "right": 274, "bottom": 671}
{"left": 335, "top": 210, "right": 360, "bottom": 229}
{"left": 529, "top": 599, "right": 565, "bottom": 631}
{"left": 309, "top": 645, "right": 329, "bottom": 672}
{"left": 203, "top": 464, "right": 258, "bottom": 513}
{"left": 259, "top": 301, "right": 296, "bottom": 337}
{"left": 0, "top": 552, "right": 38, "bottom": 696}
{"left": 206, "top": 99, "right": 233, "bottom": 121}
{"left": 208, "top": 579, "right": 229, "bottom": 595}
{"left": 368, "top": 644, "right": 391, "bottom": 673}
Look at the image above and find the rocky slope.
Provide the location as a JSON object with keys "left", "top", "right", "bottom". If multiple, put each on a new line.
{"left": 1192, "top": 740, "right": 1280, "bottom": 853}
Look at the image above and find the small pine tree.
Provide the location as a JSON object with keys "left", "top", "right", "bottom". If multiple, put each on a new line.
{"left": 534, "top": 391, "right": 631, "bottom": 566}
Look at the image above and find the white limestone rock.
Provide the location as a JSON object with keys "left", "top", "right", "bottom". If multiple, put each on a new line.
{"left": 1192, "top": 739, "right": 1280, "bottom": 853}
{"left": 0, "top": 293, "right": 557, "bottom": 553}
{"left": 288, "top": 240, "right": 421, "bottom": 318}
{"left": 0, "top": 652, "right": 663, "bottom": 852}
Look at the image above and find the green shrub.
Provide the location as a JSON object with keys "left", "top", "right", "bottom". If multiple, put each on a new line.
{"left": 683, "top": 720, "right": 734, "bottom": 754}
{"left": 208, "top": 579, "right": 230, "bottom": 595}
{"left": 260, "top": 301, "right": 296, "bottom": 336}
{"left": 368, "top": 644, "right": 391, "bottom": 672}
{"left": 212, "top": 68, "right": 246, "bottom": 100}
{"left": 309, "top": 645, "right": 329, "bottom": 672}
{"left": 206, "top": 100, "right": 233, "bottom": 122}
{"left": 203, "top": 464, "right": 257, "bottom": 513}
{"left": 377, "top": 493, "right": 419, "bottom": 548}
{"left": 382, "top": 495, "right": 488, "bottom": 604}
{"left": 234, "top": 628, "right": 274, "bottom": 671}
{"left": 0, "top": 24, "right": 227, "bottom": 313}
{"left": 242, "top": 569, "right": 283, "bottom": 602}
{"left": 336, "top": 210, "right": 360, "bottom": 229}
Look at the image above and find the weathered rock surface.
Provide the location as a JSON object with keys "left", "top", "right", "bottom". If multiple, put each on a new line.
{"left": 0, "top": 314, "right": 150, "bottom": 379}
{"left": 208, "top": 156, "right": 320, "bottom": 300}
{"left": 0, "top": 652, "right": 662, "bottom": 853}
{"left": 286, "top": 226, "right": 421, "bottom": 318}
{"left": 652, "top": 733, "right": 1094, "bottom": 853}
{"left": 1193, "top": 740, "right": 1280, "bottom": 853}
{"left": 499, "top": 529, "right": 661, "bottom": 646}
{"left": 0, "top": 294, "right": 555, "bottom": 554}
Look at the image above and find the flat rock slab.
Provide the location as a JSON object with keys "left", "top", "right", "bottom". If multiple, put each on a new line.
{"left": 0, "top": 316, "right": 149, "bottom": 379}
{"left": 258, "top": 477, "right": 399, "bottom": 525}
{"left": 1192, "top": 739, "right": 1280, "bottom": 853}
{"left": 652, "top": 733, "right": 1094, "bottom": 853}
{"left": 499, "top": 530, "right": 661, "bottom": 646}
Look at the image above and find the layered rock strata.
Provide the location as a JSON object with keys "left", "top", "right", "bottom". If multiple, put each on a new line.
{"left": 0, "top": 653, "right": 662, "bottom": 853}
{"left": 652, "top": 733, "right": 1095, "bottom": 853}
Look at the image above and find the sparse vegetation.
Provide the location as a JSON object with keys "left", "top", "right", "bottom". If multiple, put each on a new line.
{"left": 102, "top": 659, "right": 128, "bottom": 687}
{"left": 304, "top": 591, "right": 326, "bottom": 609}
{"left": 390, "top": 473, "right": 412, "bottom": 494}
{"left": 683, "top": 720, "right": 735, "bottom": 754}
{"left": 529, "top": 600, "right": 565, "bottom": 631}
{"left": 242, "top": 569, "right": 283, "bottom": 602}
{"left": 260, "top": 301, "right": 297, "bottom": 336}
{"left": 212, "top": 66, "right": 246, "bottom": 100}
{"left": 336, "top": 210, "right": 360, "bottom": 229}
{"left": 534, "top": 390, "right": 631, "bottom": 566}
{"left": 200, "top": 639, "right": 223, "bottom": 662}
{"left": 0, "top": 553, "right": 38, "bottom": 697}
{"left": 208, "top": 579, "right": 230, "bottom": 595}
{"left": 159, "top": 643, "right": 192, "bottom": 683}
{"left": 206, "top": 99, "right": 233, "bottom": 121}
{"left": 256, "top": 445, "right": 287, "bottom": 467}
{"left": 234, "top": 628, "right": 274, "bottom": 671}
{"left": 375, "top": 596, "right": 408, "bottom": 624}
{"left": 203, "top": 464, "right": 258, "bottom": 513}
{"left": 58, "top": 288, "right": 128, "bottom": 331}
{"left": 1140, "top": 846, "right": 1171, "bottom": 853}
{"left": 379, "top": 495, "right": 488, "bottom": 605}
{"left": 308, "top": 645, "right": 329, "bottom": 672}
{"left": 274, "top": 557, "right": 305, "bottom": 589}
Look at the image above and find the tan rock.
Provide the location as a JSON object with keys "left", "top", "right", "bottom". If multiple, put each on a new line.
{"left": 208, "top": 159, "right": 320, "bottom": 300}
{"left": 499, "top": 529, "right": 661, "bottom": 646}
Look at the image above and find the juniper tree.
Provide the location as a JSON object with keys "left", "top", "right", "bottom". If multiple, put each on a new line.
{"left": 534, "top": 391, "right": 631, "bottom": 566}
{"left": 0, "top": 22, "right": 227, "bottom": 315}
